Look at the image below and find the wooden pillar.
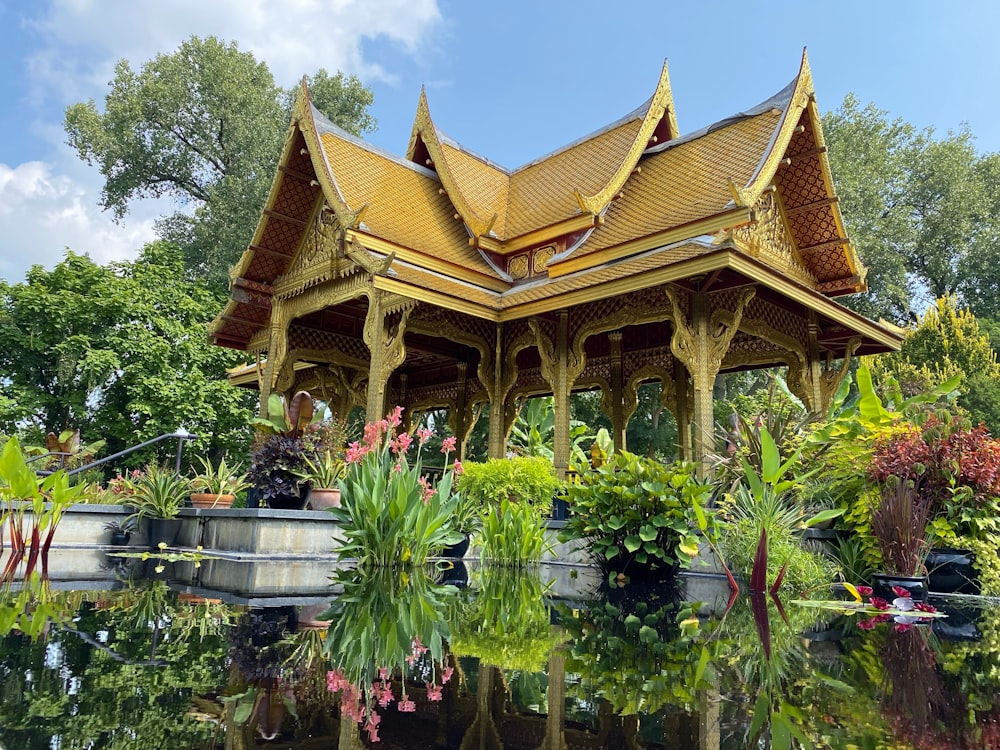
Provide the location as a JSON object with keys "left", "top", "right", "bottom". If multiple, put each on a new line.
{"left": 259, "top": 299, "right": 289, "bottom": 414}
{"left": 689, "top": 291, "right": 716, "bottom": 471}
{"left": 535, "top": 650, "right": 567, "bottom": 750}
{"left": 805, "top": 312, "right": 824, "bottom": 413}
{"left": 673, "top": 358, "right": 692, "bottom": 461}
{"left": 362, "top": 291, "right": 411, "bottom": 424}
{"left": 451, "top": 362, "right": 469, "bottom": 457}
{"left": 488, "top": 323, "right": 507, "bottom": 459}
{"left": 552, "top": 311, "right": 572, "bottom": 478}
{"left": 665, "top": 286, "right": 754, "bottom": 476}
{"left": 608, "top": 331, "right": 626, "bottom": 453}
{"left": 699, "top": 686, "right": 721, "bottom": 750}
{"left": 531, "top": 313, "right": 585, "bottom": 480}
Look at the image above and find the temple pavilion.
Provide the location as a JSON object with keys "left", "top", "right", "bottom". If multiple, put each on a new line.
{"left": 210, "top": 50, "right": 902, "bottom": 476}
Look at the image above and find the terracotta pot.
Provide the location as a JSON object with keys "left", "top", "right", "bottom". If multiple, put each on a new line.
{"left": 190, "top": 492, "right": 235, "bottom": 509}
{"left": 307, "top": 487, "right": 341, "bottom": 510}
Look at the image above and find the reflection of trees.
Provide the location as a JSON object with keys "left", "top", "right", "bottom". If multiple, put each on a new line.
{"left": 0, "top": 587, "right": 230, "bottom": 749}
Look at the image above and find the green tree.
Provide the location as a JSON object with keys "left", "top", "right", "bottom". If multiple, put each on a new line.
{"left": 823, "top": 95, "right": 1000, "bottom": 324}
{"left": 0, "top": 244, "right": 255, "bottom": 462}
{"left": 870, "top": 296, "right": 1000, "bottom": 433}
{"left": 65, "top": 35, "right": 376, "bottom": 292}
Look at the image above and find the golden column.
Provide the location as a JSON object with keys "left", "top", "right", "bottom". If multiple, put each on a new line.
{"left": 608, "top": 331, "right": 626, "bottom": 453}
{"left": 362, "top": 290, "right": 412, "bottom": 423}
{"left": 665, "top": 286, "right": 754, "bottom": 475}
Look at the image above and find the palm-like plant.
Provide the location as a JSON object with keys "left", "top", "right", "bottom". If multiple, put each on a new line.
{"left": 127, "top": 463, "right": 191, "bottom": 520}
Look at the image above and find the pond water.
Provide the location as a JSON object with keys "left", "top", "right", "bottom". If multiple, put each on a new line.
{"left": 4, "top": 563, "right": 1000, "bottom": 749}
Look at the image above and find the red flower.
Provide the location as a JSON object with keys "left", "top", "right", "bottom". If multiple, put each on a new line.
{"left": 398, "top": 699, "right": 416, "bottom": 713}
{"left": 858, "top": 618, "right": 878, "bottom": 630}
{"left": 914, "top": 602, "right": 937, "bottom": 613}
{"left": 891, "top": 586, "right": 912, "bottom": 598}
{"left": 856, "top": 585, "right": 873, "bottom": 596}
{"left": 869, "top": 596, "right": 890, "bottom": 610}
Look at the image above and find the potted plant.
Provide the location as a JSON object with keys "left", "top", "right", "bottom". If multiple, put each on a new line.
{"left": 190, "top": 455, "right": 250, "bottom": 509}
{"left": 104, "top": 518, "right": 134, "bottom": 546}
{"left": 296, "top": 450, "right": 346, "bottom": 510}
{"left": 125, "top": 463, "right": 192, "bottom": 549}
{"left": 442, "top": 490, "right": 482, "bottom": 558}
{"left": 248, "top": 391, "right": 322, "bottom": 509}
{"left": 869, "top": 477, "right": 934, "bottom": 599}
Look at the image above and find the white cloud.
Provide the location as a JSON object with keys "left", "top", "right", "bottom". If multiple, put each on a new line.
{"left": 0, "top": 160, "right": 156, "bottom": 282}
{"left": 26, "top": 0, "right": 443, "bottom": 105}
{"left": 1, "top": 0, "right": 443, "bottom": 282}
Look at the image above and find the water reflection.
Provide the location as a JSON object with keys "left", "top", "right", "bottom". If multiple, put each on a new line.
{"left": 5, "top": 567, "right": 1000, "bottom": 747}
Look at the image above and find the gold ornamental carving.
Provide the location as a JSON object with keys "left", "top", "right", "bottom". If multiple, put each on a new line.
{"left": 727, "top": 191, "right": 815, "bottom": 286}
{"left": 664, "top": 286, "right": 756, "bottom": 380}
{"left": 508, "top": 254, "right": 529, "bottom": 280}
{"left": 533, "top": 245, "right": 555, "bottom": 274}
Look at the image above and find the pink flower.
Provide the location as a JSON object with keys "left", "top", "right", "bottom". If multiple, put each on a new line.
{"left": 426, "top": 682, "right": 443, "bottom": 701}
{"left": 417, "top": 427, "right": 433, "bottom": 446}
{"left": 327, "top": 669, "right": 348, "bottom": 693}
{"left": 378, "top": 667, "right": 390, "bottom": 680}
{"left": 441, "top": 666, "right": 454, "bottom": 684}
{"left": 856, "top": 585, "right": 873, "bottom": 596}
{"left": 418, "top": 476, "right": 433, "bottom": 504}
{"left": 398, "top": 699, "right": 416, "bottom": 713}
{"left": 366, "top": 726, "right": 380, "bottom": 743}
{"left": 914, "top": 602, "right": 937, "bottom": 613}
{"left": 345, "top": 441, "right": 365, "bottom": 464}
{"left": 894, "top": 622, "right": 913, "bottom": 633}
{"left": 441, "top": 436, "right": 457, "bottom": 454}
{"left": 858, "top": 618, "right": 877, "bottom": 630}
{"left": 869, "top": 596, "right": 890, "bottom": 611}
{"left": 393, "top": 431, "right": 413, "bottom": 454}
{"left": 891, "top": 586, "right": 912, "bottom": 598}
{"left": 452, "top": 459, "right": 464, "bottom": 476}
{"left": 388, "top": 405, "right": 404, "bottom": 428}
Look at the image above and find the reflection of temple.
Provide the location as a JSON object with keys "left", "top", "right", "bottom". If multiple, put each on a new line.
{"left": 252, "top": 650, "right": 720, "bottom": 749}
{"left": 211, "top": 50, "right": 901, "bottom": 476}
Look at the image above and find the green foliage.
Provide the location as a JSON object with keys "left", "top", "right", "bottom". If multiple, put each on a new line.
{"left": 870, "top": 296, "right": 1000, "bottom": 434}
{"left": 558, "top": 593, "right": 720, "bottom": 715}
{"left": 330, "top": 411, "right": 462, "bottom": 568}
{"left": 124, "top": 463, "right": 191, "bottom": 520}
{"left": 561, "top": 452, "right": 719, "bottom": 581}
{"left": 478, "top": 498, "right": 548, "bottom": 566}
{"left": 456, "top": 456, "right": 560, "bottom": 515}
{"left": 189, "top": 454, "right": 250, "bottom": 497}
{"left": 449, "top": 568, "right": 561, "bottom": 671}
{"left": 295, "top": 450, "right": 346, "bottom": 489}
{"left": 0, "top": 244, "right": 256, "bottom": 463}
{"left": 65, "top": 35, "right": 376, "bottom": 290}
{"left": 322, "top": 567, "right": 455, "bottom": 704}
{"left": 720, "top": 426, "right": 840, "bottom": 592}
{"left": 824, "top": 95, "right": 1000, "bottom": 325}
{"left": 508, "top": 396, "right": 594, "bottom": 465}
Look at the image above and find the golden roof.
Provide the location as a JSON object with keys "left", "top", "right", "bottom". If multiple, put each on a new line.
{"left": 211, "top": 51, "right": 879, "bottom": 352}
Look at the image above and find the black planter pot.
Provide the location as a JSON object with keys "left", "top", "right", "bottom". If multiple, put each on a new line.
{"left": 871, "top": 572, "right": 928, "bottom": 601}
{"left": 266, "top": 493, "right": 307, "bottom": 510}
{"left": 147, "top": 517, "right": 183, "bottom": 549}
{"left": 109, "top": 531, "right": 131, "bottom": 546}
{"left": 438, "top": 560, "right": 469, "bottom": 587}
{"left": 441, "top": 534, "right": 471, "bottom": 559}
{"left": 926, "top": 547, "right": 979, "bottom": 595}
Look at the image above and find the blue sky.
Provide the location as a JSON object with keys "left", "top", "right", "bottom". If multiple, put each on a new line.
{"left": 0, "top": 0, "right": 996, "bottom": 283}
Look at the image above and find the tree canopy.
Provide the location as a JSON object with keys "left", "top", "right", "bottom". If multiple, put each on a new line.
{"left": 823, "top": 94, "right": 1000, "bottom": 324}
{"left": 65, "top": 35, "right": 376, "bottom": 292}
{"left": 0, "top": 244, "right": 256, "bottom": 462}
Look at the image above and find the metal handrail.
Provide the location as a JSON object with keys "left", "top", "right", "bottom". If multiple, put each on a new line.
{"left": 35, "top": 430, "right": 198, "bottom": 477}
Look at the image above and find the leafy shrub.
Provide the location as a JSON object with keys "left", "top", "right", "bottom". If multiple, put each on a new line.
{"left": 457, "top": 456, "right": 561, "bottom": 516}
{"left": 479, "top": 498, "right": 548, "bottom": 566}
{"left": 560, "top": 452, "right": 719, "bottom": 581}
{"left": 329, "top": 408, "right": 463, "bottom": 568}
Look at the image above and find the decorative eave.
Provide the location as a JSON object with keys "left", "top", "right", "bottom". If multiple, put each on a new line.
{"left": 574, "top": 59, "right": 679, "bottom": 216}
{"left": 294, "top": 81, "right": 367, "bottom": 231}
{"left": 405, "top": 88, "right": 497, "bottom": 238}
{"left": 727, "top": 49, "right": 814, "bottom": 209}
